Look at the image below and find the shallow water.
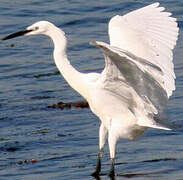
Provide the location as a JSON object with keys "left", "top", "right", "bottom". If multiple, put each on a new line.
{"left": 0, "top": 0, "right": 183, "bottom": 180}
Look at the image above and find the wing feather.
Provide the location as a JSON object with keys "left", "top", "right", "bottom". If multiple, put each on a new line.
{"left": 90, "top": 41, "right": 168, "bottom": 113}
{"left": 90, "top": 41, "right": 171, "bottom": 129}
{"left": 89, "top": 3, "right": 178, "bottom": 130}
{"left": 108, "top": 2, "right": 179, "bottom": 97}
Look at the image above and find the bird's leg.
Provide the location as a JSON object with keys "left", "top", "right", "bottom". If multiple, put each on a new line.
{"left": 109, "top": 158, "right": 115, "bottom": 177}
{"left": 108, "top": 130, "right": 117, "bottom": 177}
{"left": 92, "top": 123, "right": 107, "bottom": 177}
{"left": 92, "top": 150, "right": 103, "bottom": 177}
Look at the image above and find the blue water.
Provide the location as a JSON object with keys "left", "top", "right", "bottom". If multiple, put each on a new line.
{"left": 0, "top": 0, "right": 183, "bottom": 179}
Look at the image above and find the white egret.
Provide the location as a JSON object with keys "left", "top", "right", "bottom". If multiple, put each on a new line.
{"left": 2, "top": 2, "right": 179, "bottom": 177}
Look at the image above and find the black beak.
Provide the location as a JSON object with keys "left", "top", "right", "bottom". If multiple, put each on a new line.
{"left": 2, "top": 29, "right": 33, "bottom": 41}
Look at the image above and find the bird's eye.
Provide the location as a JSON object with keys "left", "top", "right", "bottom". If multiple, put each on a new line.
{"left": 34, "top": 26, "right": 39, "bottom": 30}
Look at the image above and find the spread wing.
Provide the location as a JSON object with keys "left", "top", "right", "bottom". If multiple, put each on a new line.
{"left": 108, "top": 2, "right": 179, "bottom": 97}
{"left": 89, "top": 3, "right": 179, "bottom": 130}
{"left": 91, "top": 41, "right": 173, "bottom": 130}
{"left": 91, "top": 41, "right": 168, "bottom": 114}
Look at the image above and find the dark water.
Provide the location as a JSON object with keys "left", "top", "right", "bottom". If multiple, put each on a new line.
{"left": 0, "top": 0, "right": 183, "bottom": 179}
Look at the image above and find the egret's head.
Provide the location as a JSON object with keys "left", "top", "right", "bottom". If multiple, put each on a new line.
{"left": 2, "top": 21, "right": 54, "bottom": 40}
{"left": 26, "top": 21, "right": 55, "bottom": 36}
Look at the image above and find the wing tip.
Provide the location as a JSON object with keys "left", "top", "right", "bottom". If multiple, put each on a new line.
{"left": 151, "top": 2, "right": 160, "bottom": 7}
{"left": 89, "top": 40, "right": 97, "bottom": 46}
{"left": 89, "top": 41, "right": 109, "bottom": 49}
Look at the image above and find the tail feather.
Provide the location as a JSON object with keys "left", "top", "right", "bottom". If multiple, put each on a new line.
{"left": 137, "top": 115, "right": 176, "bottom": 130}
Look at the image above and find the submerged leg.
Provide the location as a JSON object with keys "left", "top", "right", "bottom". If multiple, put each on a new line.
{"left": 109, "top": 158, "right": 115, "bottom": 177}
{"left": 92, "top": 150, "right": 103, "bottom": 177}
{"left": 92, "top": 123, "right": 108, "bottom": 177}
{"left": 108, "top": 130, "right": 117, "bottom": 177}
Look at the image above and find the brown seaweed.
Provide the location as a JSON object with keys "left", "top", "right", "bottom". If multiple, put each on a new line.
{"left": 47, "top": 101, "right": 89, "bottom": 109}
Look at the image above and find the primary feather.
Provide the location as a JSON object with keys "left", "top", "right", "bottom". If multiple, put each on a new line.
{"left": 108, "top": 2, "right": 179, "bottom": 97}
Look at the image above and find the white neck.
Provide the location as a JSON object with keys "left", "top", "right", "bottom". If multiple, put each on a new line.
{"left": 47, "top": 26, "right": 88, "bottom": 99}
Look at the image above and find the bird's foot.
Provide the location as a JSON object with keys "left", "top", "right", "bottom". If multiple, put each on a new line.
{"left": 109, "top": 158, "right": 115, "bottom": 178}
{"left": 91, "top": 163, "right": 101, "bottom": 177}
{"left": 91, "top": 170, "right": 100, "bottom": 177}
{"left": 92, "top": 153, "right": 102, "bottom": 177}
{"left": 109, "top": 169, "right": 115, "bottom": 177}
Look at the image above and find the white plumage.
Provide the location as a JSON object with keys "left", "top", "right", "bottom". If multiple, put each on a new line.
{"left": 109, "top": 3, "right": 178, "bottom": 98}
{"left": 2, "top": 2, "right": 179, "bottom": 177}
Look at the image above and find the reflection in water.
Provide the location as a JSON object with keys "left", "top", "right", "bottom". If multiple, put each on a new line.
{"left": 92, "top": 157, "right": 178, "bottom": 179}
{"left": 92, "top": 172, "right": 147, "bottom": 180}
{"left": 93, "top": 174, "right": 116, "bottom": 180}
{"left": 92, "top": 172, "right": 153, "bottom": 179}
